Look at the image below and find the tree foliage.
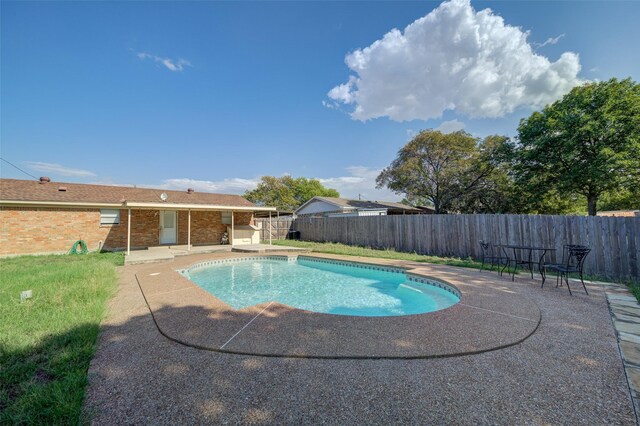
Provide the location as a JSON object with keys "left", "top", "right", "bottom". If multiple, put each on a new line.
{"left": 376, "top": 130, "right": 500, "bottom": 213}
{"left": 515, "top": 78, "right": 640, "bottom": 215}
{"left": 448, "top": 135, "right": 516, "bottom": 213}
{"left": 244, "top": 176, "right": 339, "bottom": 211}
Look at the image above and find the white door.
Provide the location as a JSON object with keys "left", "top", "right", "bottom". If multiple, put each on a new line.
{"left": 159, "top": 211, "right": 177, "bottom": 244}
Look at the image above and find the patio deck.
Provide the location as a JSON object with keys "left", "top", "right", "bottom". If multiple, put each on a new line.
{"left": 85, "top": 252, "right": 637, "bottom": 424}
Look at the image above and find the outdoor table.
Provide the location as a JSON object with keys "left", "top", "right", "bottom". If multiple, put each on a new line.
{"left": 498, "top": 244, "right": 556, "bottom": 282}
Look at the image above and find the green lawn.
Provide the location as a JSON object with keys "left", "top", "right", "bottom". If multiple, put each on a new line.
{"left": 272, "top": 240, "right": 484, "bottom": 269}
{"left": 0, "top": 252, "right": 122, "bottom": 424}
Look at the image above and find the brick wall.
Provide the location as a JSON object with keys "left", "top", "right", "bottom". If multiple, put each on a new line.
{"left": 2, "top": 207, "right": 113, "bottom": 255}
{"left": 115, "top": 210, "right": 159, "bottom": 249}
{"left": 233, "top": 211, "right": 254, "bottom": 226}
{"left": 177, "top": 210, "right": 226, "bottom": 245}
{"left": 0, "top": 206, "right": 255, "bottom": 255}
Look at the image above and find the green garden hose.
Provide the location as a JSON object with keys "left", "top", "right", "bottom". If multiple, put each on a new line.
{"left": 69, "top": 240, "right": 88, "bottom": 255}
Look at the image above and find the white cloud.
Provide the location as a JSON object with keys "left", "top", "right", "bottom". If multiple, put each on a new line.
{"left": 136, "top": 52, "right": 192, "bottom": 72}
{"left": 533, "top": 34, "right": 565, "bottom": 49}
{"left": 321, "top": 100, "right": 340, "bottom": 110}
{"left": 154, "top": 177, "right": 259, "bottom": 193}
{"left": 435, "top": 119, "right": 465, "bottom": 133}
{"left": 152, "top": 168, "right": 401, "bottom": 202}
{"left": 328, "top": 0, "right": 583, "bottom": 122}
{"left": 25, "top": 162, "right": 96, "bottom": 177}
{"left": 318, "top": 166, "right": 402, "bottom": 202}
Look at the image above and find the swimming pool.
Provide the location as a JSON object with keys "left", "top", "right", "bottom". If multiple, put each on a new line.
{"left": 181, "top": 256, "right": 460, "bottom": 317}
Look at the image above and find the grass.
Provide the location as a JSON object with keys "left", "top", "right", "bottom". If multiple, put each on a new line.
{"left": 629, "top": 283, "right": 640, "bottom": 301}
{"left": 0, "top": 252, "right": 123, "bottom": 424}
{"left": 272, "top": 240, "right": 484, "bottom": 269}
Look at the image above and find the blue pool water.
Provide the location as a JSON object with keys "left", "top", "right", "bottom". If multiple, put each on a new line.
{"left": 184, "top": 258, "right": 460, "bottom": 317}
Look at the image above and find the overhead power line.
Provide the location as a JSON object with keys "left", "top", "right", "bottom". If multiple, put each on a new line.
{"left": 0, "top": 157, "right": 38, "bottom": 180}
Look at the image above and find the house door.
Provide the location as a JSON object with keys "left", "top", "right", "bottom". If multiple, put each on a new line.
{"left": 159, "top": 211, "right": 177, "bottom": 244}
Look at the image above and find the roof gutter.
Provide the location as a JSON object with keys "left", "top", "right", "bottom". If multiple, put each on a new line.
{"left": 0, "top": 199, "right": 277, "bottom": 212}
{"left": 123, "top": 202, "right": 276, "bottom": 211}
{"left": 0, "top": 200, "right": 124, "bottom": 208}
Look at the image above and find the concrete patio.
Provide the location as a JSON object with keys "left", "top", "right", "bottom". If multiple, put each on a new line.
{"left": 85, "top": 252, "right": 638, "bottom": 424}
{"left": 124, "top": 243, "right": 310, "bottom": 265}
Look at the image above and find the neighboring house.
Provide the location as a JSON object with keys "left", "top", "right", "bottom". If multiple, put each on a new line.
{"left": 0, "top": 177, "right": 275, "bottom": 256}
{"left": 295, "top": 196, "right": 432, "bottom": 217}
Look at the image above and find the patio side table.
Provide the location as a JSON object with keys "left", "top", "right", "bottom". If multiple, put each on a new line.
{"left": 498, "top": 245, "right": 556, "bottom": 282}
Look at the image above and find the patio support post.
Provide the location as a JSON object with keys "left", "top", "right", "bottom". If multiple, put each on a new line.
{"left": 127, "top": 208, "right": 131, "bottom": 255}
{"left": 231, "top": 210, "right": 234, "bottom": 246}
{"left": 269, "top": 211, "right": 272, "bottom": 245}
{"left": 187, "top": 209, "right": 191, "bottom": 251}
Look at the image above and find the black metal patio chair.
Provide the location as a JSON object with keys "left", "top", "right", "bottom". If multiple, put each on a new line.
{"left": 479, "top": 240, "right": 509, "bottom": 276}
{"left": 542, "top": 245, "right": 591, "bottom": 295}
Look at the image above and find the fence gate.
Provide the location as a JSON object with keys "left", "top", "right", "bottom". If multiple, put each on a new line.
{"left": 255, "top": 217, "right": 295, "bottom": 242}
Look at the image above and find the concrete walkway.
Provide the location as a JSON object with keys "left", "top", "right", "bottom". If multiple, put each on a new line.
{"left": 604, "top": 283, "right": 640, "bottom": 422}
{"left": 85, "top": 253, "right": 636, "bottom": 424}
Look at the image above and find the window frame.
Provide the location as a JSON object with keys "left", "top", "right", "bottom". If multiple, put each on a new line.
{"left": 221, "top": 211, "right": 232, "bottom": 225}
{"left": 100, "top": 209, "right": 121, "bottom": 226}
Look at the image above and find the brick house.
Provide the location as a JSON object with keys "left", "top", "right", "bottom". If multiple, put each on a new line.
{"left": 0, "top": 177, "right": 275, "bottom": 256}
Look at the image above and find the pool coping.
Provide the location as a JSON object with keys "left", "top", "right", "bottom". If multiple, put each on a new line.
{"left": 134, "top": 252, "right": 542, "bottom": 359}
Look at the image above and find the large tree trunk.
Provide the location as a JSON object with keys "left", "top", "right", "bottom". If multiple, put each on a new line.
{"left": 587, "top": 194, "right": 598, "bottom": 216}
{"left": 433, "top": 199, "right": 441, "bottom": 214}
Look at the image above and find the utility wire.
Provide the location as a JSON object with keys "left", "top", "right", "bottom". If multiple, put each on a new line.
{"left": 0, "top": 157, "right": 38, "bottom": 180}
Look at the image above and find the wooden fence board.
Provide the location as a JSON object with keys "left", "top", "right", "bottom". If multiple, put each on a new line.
{"left": 292, "top": 214, "right": 638, "bottom": 282}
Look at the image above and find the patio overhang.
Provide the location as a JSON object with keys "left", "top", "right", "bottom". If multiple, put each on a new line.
{"left": 123, "top": 201, "right": 276, "bottom": 212}
{"left": 122, "top": 202, "right": 276, "bottom": 255}
{"left": 0, "top": 199, "right": 277, "bottom": 213}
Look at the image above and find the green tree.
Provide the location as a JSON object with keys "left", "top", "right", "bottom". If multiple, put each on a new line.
{"left": 516, "top": 78, "right": 640, "bottom": 215}
{"left": 449, "top": 135, "right": 516, "bottom": 213}
{"left": 376, "top": 130, "right": 497, "bottom": 213}
{"left": 244, "top": 176, "right": 339, "bottom": 211}
{"left": 598, "top": 187, "right": 640, "bottom": 212}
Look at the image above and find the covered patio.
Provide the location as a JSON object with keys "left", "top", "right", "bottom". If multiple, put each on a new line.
{"left": 124, "top": 242, "right": 310, "bottom": 265}
{"left": 120, "top": 199, "right": 282, "bottom": 257}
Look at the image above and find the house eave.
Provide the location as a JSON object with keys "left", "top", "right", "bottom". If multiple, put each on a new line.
{"left": 294, "top": 196, "right": 348, "bottom": 214}
{"left": 124, "top": 202, "right": 276, "bottom": 211}
{"left": 0, "top": 200, "right": 124, "bottom": 209}
{"left": 0, "top": 199, "right": 277, "bottom": 212}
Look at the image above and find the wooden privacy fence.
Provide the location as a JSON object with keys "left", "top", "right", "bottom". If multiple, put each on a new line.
{"left": 292, "top": 214, "right": 640, "bottom": 282}
{"left": 255, "top": 217, "right": 295, "bottom": 242}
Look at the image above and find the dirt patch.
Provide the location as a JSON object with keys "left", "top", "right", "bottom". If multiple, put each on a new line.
{"left": 34, "top": 368, "right": 54, "bottom": 385}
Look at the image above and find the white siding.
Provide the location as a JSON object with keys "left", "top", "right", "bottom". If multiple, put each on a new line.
{"left": 296, "top": 199, "right": 344, "bottom": 215}
{"left": 327, "top": 209, "right": 387, "bottom": 218}
{"left": 357, "top": 209, "right": 387, "bottom": 216}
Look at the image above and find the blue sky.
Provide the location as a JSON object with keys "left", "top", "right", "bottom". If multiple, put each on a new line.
{"left": 2, "top": 0, "right": 639, "bottom": 201}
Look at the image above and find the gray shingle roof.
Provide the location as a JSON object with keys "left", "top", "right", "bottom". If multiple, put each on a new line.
{"left": 0, "top": 178, "right": 255, "bottom": 207}
{"left": 313, "top": 197, "right": 421, "bottom": 212}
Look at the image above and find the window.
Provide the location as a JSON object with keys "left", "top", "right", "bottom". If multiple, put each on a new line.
{"left": 100, "top": 209, "right": 120, "bottom": 225}
{"left": 221, "top": 211, "right": 232, "bottom": 224}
